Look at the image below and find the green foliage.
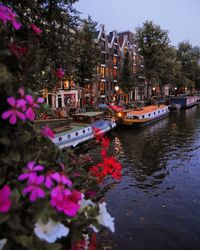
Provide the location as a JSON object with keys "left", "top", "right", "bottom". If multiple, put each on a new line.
{"left": 0, "top": 0, "right": 79, "bottom": 91}
{"left": 120, "top": 50, "right": 133, "bottom": 93}
{"left": 73, "top": 16, "right": 101, "bottom": 87}
{"left": 136, "top": 21, "right": 171, "bottom": 97}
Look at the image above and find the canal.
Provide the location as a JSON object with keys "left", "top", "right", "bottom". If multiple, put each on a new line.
{"left": 90, "top": 105, "right": 200, "bottom": 250}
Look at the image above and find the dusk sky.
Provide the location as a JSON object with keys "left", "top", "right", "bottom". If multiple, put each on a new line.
{"left": 74, "top": 0, "right": 200, "bottom": 47}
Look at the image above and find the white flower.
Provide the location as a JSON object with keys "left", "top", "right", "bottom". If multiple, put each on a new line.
{"left": 96, "top": 202, "right": 115, "bottom": 233}
{"left": 79, "top": 194, "right": 95, "bottom": 211}
{"left": 34, "top": 218, "right": 69, "bottom": 243}
{"left": 0, "top": 239, "right": 7, "bottom": 250}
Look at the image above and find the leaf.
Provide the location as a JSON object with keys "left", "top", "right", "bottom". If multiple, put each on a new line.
{"left": 7, "top": 214, "right": 24, "bottom": 231}
{"left": 43, "top": 243, "right": 62, "bottom": 250}
{"left": 0, "top": 213, "right": 10, "bottom": 224}
{"left": 15, "top": 235, "right": 34, "bottom": 249}
{"left": 0, "top": 137, "right": 12, "bottom": 146}
{"left": 16, "top": 133, "right": 31, "bottom": 144}
{"left": 12, "top": 188, "right": 21, "bottom": 204}
{"left": 34, "top": 239, "right": 62, "bottom": 250}
{"left": 8, "top": 150, "right": 21, "bottom": 162}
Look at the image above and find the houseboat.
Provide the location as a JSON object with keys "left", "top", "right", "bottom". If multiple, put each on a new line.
{"left": 170, "top": 96, "right": 198, "bottom": 109}
{"left": 116, "top": 104, "right": 169, "bottom": 128}
{"left": 35, "top": 112, "right": 116, "bottom": 149}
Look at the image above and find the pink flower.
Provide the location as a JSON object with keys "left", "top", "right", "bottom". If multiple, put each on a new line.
{"left": 41, "top": 125, "right": 54, "bottom": 139}
{"left": 1, "top": 97, "right": 25, "bottom": 124}
{"left": 25, "top": 95, "right": 44, "bottom": 121}
{"left": 51, "top": 172, "right": 72, "bottom": 187}
{"left": 23, "top": 175, "right": 45, "bottom": 202}
{"left": 45, "top": 172, "right": 72, "bottom": 189}
{"left": 9, "top": 43, "right": 28, "bottom": 58}
{"left": 18, "top": 161, "right": 44, "bottom": 182}
{"left": 0, "top": 4, "right": 21, "bottom": 30}
{"left": 31, "top": 24, "right": 42, "bottom": 35}
{"left": 56, "top": 68, "right": 64, "bottom": 79}
{"left": 50, "top": 187, "right": 81, "bottom": 217}
{"left": 0, "top": 185, "right": 12, "bottom": 213}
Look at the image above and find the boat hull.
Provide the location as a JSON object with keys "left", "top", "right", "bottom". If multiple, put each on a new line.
{"left": 52, "top": 120, "right": 116, "bottom": 149}
{"left": 122, "top": 112, "right": 169, "bottom": 128}
{"left": 170, "top": 96, "right": 198, "bottom": 109}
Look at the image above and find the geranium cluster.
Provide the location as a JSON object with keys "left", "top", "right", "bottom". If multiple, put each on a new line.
{"left": 18, "top": 161, "right": 81, "bottom": 216}
{"left": 90, "top": 128, "right": 122, "bottom": 182}
{"left": 1, "top": 88, "right": 44, "bottom": 124}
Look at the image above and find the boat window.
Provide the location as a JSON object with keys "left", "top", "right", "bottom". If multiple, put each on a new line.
{"left": 154, "top": 112, "right": 156, "bottom": 115}
{"left": 68, "top": 134, "right": 71, "bottom": 139}
{"left": 88, "top": 128, "right": 90, "bottom": 131}
{"left": 59, "top": 137, "right": 62, "bottom": 141}
{"left": 132, "top": 116, "right": 139, "bottom": 119}
{"left": 158, "top": 111, "right": 160, "bottom": 113}
{"left": 162, "top": 109, "right": 164, "bottom": 112}
{"left": 83, "top": 130, "right": 85, "bottom": 134}
{"left": 142, "top": 115, "right": 145, "bottom": 118}
{"left": 76, "top": 132, "right": 78, "bottom": 136}
{"left": 149, "top": 113, "right": 151, "bottom": 117}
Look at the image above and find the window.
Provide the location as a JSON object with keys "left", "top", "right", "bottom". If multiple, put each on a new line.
{"left": 113, "top": 69, "right": 117, "bottom": 78}
{"left": 106, "top": 67, "right": 109, "bottom": 76}
{"left": 101, "top": 67, "right": 105, "bottom": 78}
{"left": 113, "top": 56, "right": 117, "bottom": 66}
{"left": 47, "top": 94, "right": 52, "bottom": 107}
{"left": 59, "top": 137, "right": 62, "bottom": 141}
{"left": 142, "top": 115, "right": 145, "bottom": 118}
{"left": 76, "top": 132, "right": 78, "bottom": 136}
{"left": 68, "top": 134, "right": 71, "bottom": 139}
{"left": 83, "top": 130, "right": 85, "bottom": 134}
{"left": 149, "top": 113, "right": 151, "bottom": 117}
{"left": 57, "top": 95, "right": 62, "bottom": 108}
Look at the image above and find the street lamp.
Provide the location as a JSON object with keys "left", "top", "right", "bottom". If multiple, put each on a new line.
{"left": 115, "top": 85, "right": 119, "bottom": 92}
{"left": 174, "top": 86, "right": 177, "bottom": 96}
{"left": 152, "top": 87, "right": 156, "bottom": 96}
{"left": 114, "top": 85, "right": 120, "bottom": 104}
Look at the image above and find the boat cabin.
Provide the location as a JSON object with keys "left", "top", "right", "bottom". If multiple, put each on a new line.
{"left": 73, "top": 112, "right": 104, "bottom": 123}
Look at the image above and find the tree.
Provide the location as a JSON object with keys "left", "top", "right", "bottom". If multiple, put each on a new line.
{"left": 73, "top": 16, "right": 101, "bottom": 88}
{"left": 177, "top": 41, "right": 200, "bottom": 90}
{"left": 136, "top": 21, "right": 170, "bottom": 98}
{"left": 120, "top": 50, "right": 133, "bottom": 94}
{"left": 1, "top": 0, "right": 79, "bottom": 91}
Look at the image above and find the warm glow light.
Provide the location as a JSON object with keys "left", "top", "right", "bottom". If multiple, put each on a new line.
{"left": 118, "top": 112, "right": 122, "bottom": 117}
{"left": 152, "top": 87, "right": 156, "bottom": 91}
{"left": 174, "top": 87, "right": 177, "bottom": 90}
{"left": 115, "top": 85, "right": 119, "bottom": 92}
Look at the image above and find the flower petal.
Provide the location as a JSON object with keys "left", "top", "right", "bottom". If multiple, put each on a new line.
{"left": 7, "top": 97, "right": 16, "bottom": 107}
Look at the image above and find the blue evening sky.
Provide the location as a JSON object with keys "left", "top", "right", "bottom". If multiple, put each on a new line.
{"left": 74, "top": 0, "right": 200, "bottom": 47}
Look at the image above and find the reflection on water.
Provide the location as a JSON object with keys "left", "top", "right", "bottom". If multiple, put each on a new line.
{"left": 90, "top": 106, "right": 200, "bottom": 250}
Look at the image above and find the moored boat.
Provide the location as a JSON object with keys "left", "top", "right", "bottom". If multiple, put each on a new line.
{"left": 35, "top": 112, "right": 116, "bottom": 149}
{"left": 116, "top": 104, "right": 169, "bottom": 128}
{"left": 170, "top": 96, "right": 198, "bottom": 109}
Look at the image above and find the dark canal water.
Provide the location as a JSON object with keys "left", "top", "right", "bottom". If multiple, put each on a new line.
{"left": 90, "top": 105, "right": 200, "bottom": 250}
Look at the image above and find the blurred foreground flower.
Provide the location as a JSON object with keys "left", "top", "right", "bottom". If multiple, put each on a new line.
{"left": 34, "top": 218, "right": 69, "bottom": 243}
{"left": 0, "top": 185, "right": 12, "bottom": 213}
